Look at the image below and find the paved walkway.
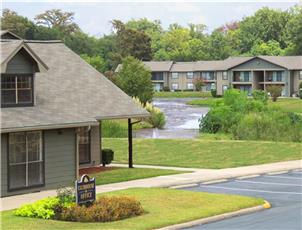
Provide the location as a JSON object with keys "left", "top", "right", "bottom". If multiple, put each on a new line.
{"left": 1, "top": 160, "right": 301, "bottom": 211}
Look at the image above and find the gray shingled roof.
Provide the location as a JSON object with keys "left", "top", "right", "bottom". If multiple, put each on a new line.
{"left": 1, "top": 40, "right": 149, "bottom": 132}
{"left": 141, "top": 56, "right": 302, "bottom": 71}
{"left": 142, "top": 61, "right": 173, "bottom": 72}
{"left": 170, "top": 62, "right": 195, "bottom": 72}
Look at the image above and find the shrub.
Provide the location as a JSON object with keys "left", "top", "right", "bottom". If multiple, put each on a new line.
{"left": 14, "top": 197, "right": 61, "bottom": 219}
{"left": 133, "top": 97, "right": 166, "bottom": 129}
{"left": 252, "top": 90, "right": 269, "bottom": 104}
{"left": 59, "top": 196, "right": 144, "bottom": 222}
{"left": 102, "top": 149, "right": 114, "bottom": 166}
{"left": 232, "top": 110, "right": 302, "bottom": 142}
{"left": 210, "top": 89, "right": 217, "bottom": 97}
{"left": 174, "top": 89, "right": 182, "bottom": 92}
{"left": 56, "top": 187, "right": 75, "bottom": 205}
{"left": 267, "top": 85, "right": 282, "bottom": 102}
{"left": 299, "top": 82, "right": 302, "bottom": 89}
{"left": 183, "top": 89, "right": 194, "bottom": 92}
{"left": 193, "top": 78, "right": 204, "bottom": 91}
{"left": 163, "top": 86, "right": 170, "bottom": 92}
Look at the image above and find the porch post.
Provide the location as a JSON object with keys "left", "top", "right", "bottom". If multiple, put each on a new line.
{"left": 128, "top": 118, "right": 133, "bottom": 168}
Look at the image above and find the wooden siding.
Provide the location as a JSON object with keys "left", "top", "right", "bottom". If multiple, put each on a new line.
{"left": 1, "top": 128, "right": 76, "bottom": 197}
{"left": 6, "top": 48, "right": 37, "bottom": 74}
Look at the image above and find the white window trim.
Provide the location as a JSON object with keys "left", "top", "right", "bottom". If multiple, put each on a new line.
{"left": 172, "top": 72, "right": 179, "bottom": 79}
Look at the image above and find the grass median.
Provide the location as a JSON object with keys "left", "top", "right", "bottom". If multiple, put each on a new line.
{"left": 103, "top": 138, "right": 302, "bottom": 169}
{"left": 87, "top": 167, "right": 187, "bottom": 185}
{"left": 2, "top": 188, "right": 264, "bottom": 230}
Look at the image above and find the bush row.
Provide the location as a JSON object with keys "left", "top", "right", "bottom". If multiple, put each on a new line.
{"left": 200, "top": 89, "right": 302, "bottom": 142}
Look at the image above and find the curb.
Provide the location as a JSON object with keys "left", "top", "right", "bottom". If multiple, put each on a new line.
{"left": 156, "top": 201, "right": 271, "bottom": 230}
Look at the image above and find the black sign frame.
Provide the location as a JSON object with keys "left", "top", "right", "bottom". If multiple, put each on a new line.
{"left": 75, "top": 174, "right": 96, "bottom": 205}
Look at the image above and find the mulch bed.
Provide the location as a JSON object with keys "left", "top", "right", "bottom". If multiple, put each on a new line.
{"left": 79, "top": 166, "right": 119, "bottom": 175}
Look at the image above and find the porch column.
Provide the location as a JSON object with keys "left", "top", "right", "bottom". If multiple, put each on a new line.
{"left": 128, "top": 118, "right": 133, "bottom": 168}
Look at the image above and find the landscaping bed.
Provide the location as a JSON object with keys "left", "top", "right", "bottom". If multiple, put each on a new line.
{"left": 3, "top": 188, "right": 264, "bottom": 230}
{"left": 103, "top": 138, "right": 302, "bottom": 169}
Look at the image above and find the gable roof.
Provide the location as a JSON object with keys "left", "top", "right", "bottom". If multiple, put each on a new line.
{"left": 1, "top": 40, "right": 49, "bottom": 73}
{"left": 1, "top": 40, "right": 149, "bottom": 133}
{"left": 0, "top": 30, "right": 22, "bottom": 40}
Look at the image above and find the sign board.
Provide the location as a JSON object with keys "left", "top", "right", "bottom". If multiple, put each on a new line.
{"left": 75, "top": 174, "right": 96, "bottom": 205}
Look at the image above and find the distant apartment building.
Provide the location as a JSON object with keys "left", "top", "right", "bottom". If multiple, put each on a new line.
{"left": 120, "top": 56, "right": 302, "bottom": 97}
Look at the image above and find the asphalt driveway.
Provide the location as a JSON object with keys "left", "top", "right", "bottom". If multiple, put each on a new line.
{"left": 182, "top": 171, "right": 302, "bottom": 230}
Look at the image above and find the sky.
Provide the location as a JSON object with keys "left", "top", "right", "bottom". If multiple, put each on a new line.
{"left": 2, "top": 1, "right": 300, "bottom": 37}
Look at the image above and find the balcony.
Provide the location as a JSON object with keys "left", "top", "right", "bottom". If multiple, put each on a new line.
{"left": 232, "top": 71, "right": 252, "bottom": 84}
{"left": 151, "top": 72, "right": 164, "bottom": 81}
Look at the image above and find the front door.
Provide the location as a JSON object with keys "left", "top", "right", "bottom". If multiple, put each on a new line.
{"left": 78, "top": 127, "right": 91, "bottom": 165}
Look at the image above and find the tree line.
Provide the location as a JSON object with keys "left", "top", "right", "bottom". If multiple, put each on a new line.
{"left": 2, "top": 5, "right": 302, "bottom": 75}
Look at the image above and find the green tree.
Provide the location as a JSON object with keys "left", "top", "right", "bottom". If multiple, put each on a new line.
{"left": 207, "top": 30, "right": 235, "bottom": 59}
{"left": 35, "top": 9, "right": 80, "bottom": 34}
{"left": 111, "top": 20, "right": 152, "bottom": 62}
{"left": 236, "top": 7, "right": 290, "bottom": 53}
{"left": 285, "top": 5, "right": 302, "bottom": 55}
{"left": 80, "top": 54, "right": 107, "bottom": 73}
{"left": 116, "top": 56, "right": 153, "bottom": 104}
{"left": 250, "top": 40, "right": 285, "bottom": 56}
{"left": 1, "top": 9, "right": 36, "bottom": 39}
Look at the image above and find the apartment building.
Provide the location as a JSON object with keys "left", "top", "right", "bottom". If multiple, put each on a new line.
{"left": 139, "top": 56, "right": 302, "bottom": 97}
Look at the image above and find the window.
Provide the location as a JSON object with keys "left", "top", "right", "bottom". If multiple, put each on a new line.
{"left": 223, "top": 71, "right": 228, "bottom": 80}
{"left": 172, "top": 72, "right": 179, "bottom": 79}
{"left": 151, "top": 72, "right": 164, "bottom": 81}
{"left": 205, "top": 83, "right": 216, "bottom": 91}
{"left": 222, "top": 85, "right": 228, "bottom": 93}
{"left": 8, "top": 131, "right": 44, "bottom": 190}
{"left": 300, "top": 71, "right": 302, "bottom": 80}
{"left": 187, "top": 83, "right": 194, "bottom": 90}
{"left": 1, "top": 74, "right": 33, "bottom": 107}
{"left": 186, "top": 72, "right": 194, "bottom": 79}
{"left": 276, "top": 72, "right": 283, "bottom": 82}
{"left": 172, "top": 83, "right": 179, "bottom": 90}
{"left": 78, "top": 127, "right": 91, "bottom": 165}
{"left": 202, "top": 72, "right": 215, "bottom": 80}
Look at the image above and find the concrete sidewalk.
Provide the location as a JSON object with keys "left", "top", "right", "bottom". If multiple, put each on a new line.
{"left": 1, "top": 160, "right": 301, "bottom": 211}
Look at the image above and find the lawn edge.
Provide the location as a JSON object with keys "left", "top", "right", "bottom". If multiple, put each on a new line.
{"left": 156, "top": 202, "right": 269, "bottom": 230}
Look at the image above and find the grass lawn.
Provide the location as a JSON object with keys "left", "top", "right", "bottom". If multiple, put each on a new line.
{"left": 2, "top": 188, "right": 264, "bottom": 230}
{"left": 103, "top": 138, "right": 302, "bottom": 169}
{"left": 154, "top": 91, "right": 211, "bottom": 98}
{"left": 88, "top": 168, "right": 187, "bottom": 185}
{"left": 187, "top": 97, "right": 302, "bottom": 113}
{"left": 268, "top": 98, "right": 302, "bottom": 113}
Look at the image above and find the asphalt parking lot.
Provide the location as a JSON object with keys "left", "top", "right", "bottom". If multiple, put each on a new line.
{"left": 182, "top": 171, "right": 302, "bottom": 230}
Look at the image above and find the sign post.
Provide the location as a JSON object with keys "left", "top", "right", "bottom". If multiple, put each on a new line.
{"left": 75, "top": 174, "right": 96, "bottom": 205}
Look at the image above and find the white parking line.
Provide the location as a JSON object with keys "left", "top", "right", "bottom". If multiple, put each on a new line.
{"left": 201, "top": 185, "right": 302, "bottom": 195}
{"left": 264, "top": 175, "right": 302, "bottom": 180}
{"left": 234, "top": 180, "right": 302, "bottom": 187}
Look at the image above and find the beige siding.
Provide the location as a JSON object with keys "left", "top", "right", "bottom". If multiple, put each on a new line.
{"left": 169, "top": 72, "right": 195, "bottom": 90}
{"left": 293, "top": 70, "right": 302, "bottom": 94}
{"left": 216, "top": 71, "right": 229, "bottom": 95}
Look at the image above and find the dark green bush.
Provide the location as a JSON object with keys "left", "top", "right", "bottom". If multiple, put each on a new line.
{"left": 163, "top": 86, "right": 170, "bottom": 92}
{"left": 60, "top": 196, "right": 144, "bottom": 222}
{"left": 102, "top": 149, "right": 114, "bottom": 166}
{"left": 174, "top": 89, "right": 181, "bottom": 92}
{"left": 210, "top": 89, "right": 217, "bottom": 97}
{"left": 183, "top": 89, "right": 194, "bottom": 92}
{"left": 200, "top": 88, "right": 302, "bottom": 142}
